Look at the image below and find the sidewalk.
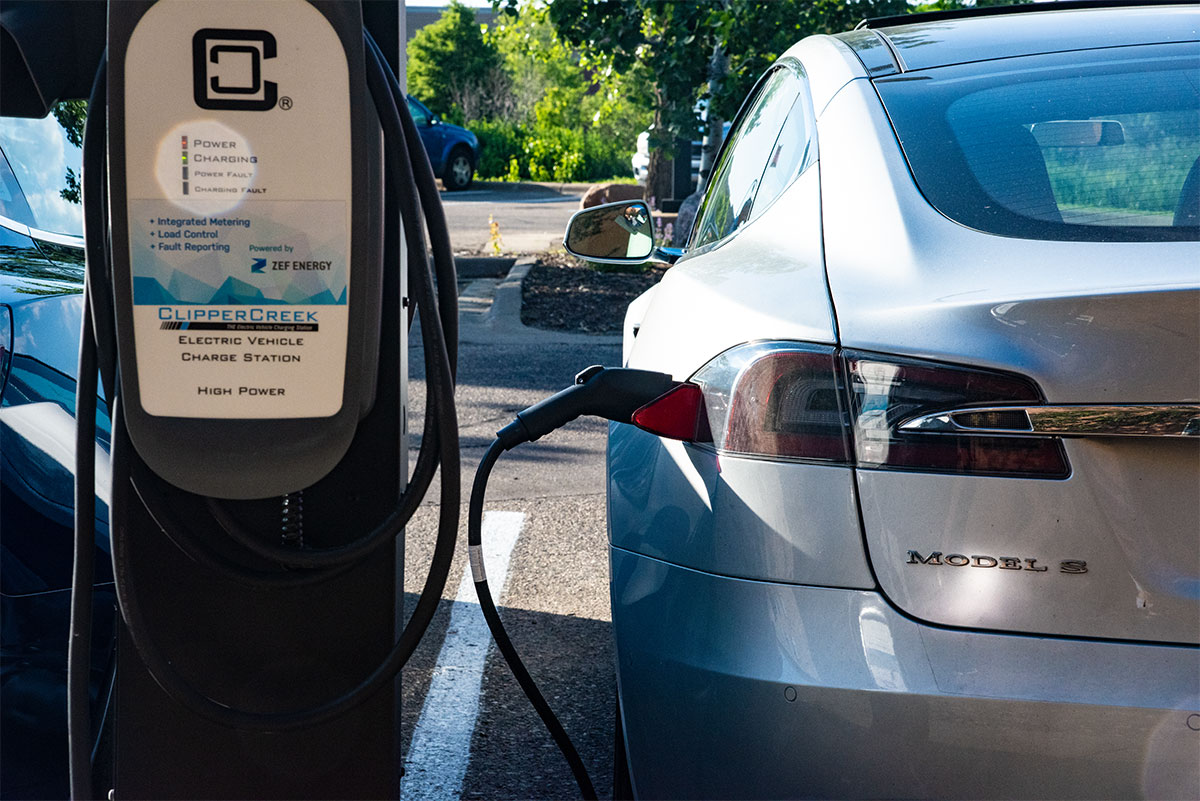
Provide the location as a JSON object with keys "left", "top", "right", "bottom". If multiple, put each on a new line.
{"left": 457, "top": 258, "right": 622, "bottom": 346}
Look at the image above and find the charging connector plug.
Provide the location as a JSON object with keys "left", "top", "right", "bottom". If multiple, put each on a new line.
{"left": 496, "top": 365, "right": 679, "bottom": 450}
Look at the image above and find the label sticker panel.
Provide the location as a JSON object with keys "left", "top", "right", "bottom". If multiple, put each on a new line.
{"left": 124, "top": 0, "right": 352, "bottom": 419}
{"left": 130, "top": 198, "right": 347, "bottom": 417}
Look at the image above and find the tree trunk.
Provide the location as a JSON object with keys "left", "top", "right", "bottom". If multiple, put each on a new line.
{"left": 646, "top": 147, "right": 674, "bottom": 210}
{"left": 645, "top": 94, "right": 674, "bottom": 209}
{"left": 698, "top": 42, "right": 728, "bottom": 184}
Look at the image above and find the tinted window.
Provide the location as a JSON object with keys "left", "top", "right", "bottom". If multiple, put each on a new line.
{"left": 748, "top": 67, "right": 817, "bottom": 227}
{"left": 0, "top": 105, "right": 85, "bottom": 237}
{"left": 875, "top": 44, "right": 1199, "bottom": 241}
{"left": 692, "top": 68, "right": 802, "bottom": 249}
{"left": 407, "top": 97, "right": 431, "bottom": 126}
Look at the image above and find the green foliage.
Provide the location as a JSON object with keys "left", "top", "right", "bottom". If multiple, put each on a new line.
{"left": 460, "top": 1, "right": 650, "bottom": 182}
{"left": 52, "top": 100, "right": 87, "bottom": 148}
{"left": 523, "top": 124, "right": 584, "bottom": 181}
{"left": 713, "top": 0, "right": 910, "bottom": 120}
{"left": 407, "top": 1, "right": 507, "bottom": 120}
{"left": 531, "top": 85, "right": 585, "bottom": 129}
{"left": 536, "top": 0, "right": 917, "bottom": 194}
{"left": 483, "top": 0, "right": 964, "bottom": 185}
{"left": 487, "top": 6, "right": 589, "bottom": 124}
{"left": 472, "top": 115, "right": 636, "bottom": 183}
{"left": 581, "top": 134, "right": 634, "bottom": 182}
{"left": 911, "top": 0, "right": 1033, "bottom": 12}
{"left": 471, "top": 118, "right": 527, "bottom": 178}
{"left": 546, "top": 0, "right": 715, "bottom": 143}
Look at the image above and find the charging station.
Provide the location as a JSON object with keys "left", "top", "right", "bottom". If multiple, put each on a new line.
{"left": 4, "top": 0, "right": 470, "bottom": 797}
{"left": 97, "top": 2, "right": 431, "bottom": 797}
{"left": 5, "top": 2, "right": 679, "bottom": 798}
{"left": 106, "top": 5, "right": 401, "bottom": 793}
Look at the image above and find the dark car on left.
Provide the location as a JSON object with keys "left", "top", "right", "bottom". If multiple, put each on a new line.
{"left": 1, "top": 106, "right": 116, "bottom": 800}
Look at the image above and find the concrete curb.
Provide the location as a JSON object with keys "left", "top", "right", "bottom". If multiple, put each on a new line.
{"left": 459, "top": 258, "right": 623, "bottom": 346}
{"left": 442, "top": 180, "right": 594, "bottom": 196}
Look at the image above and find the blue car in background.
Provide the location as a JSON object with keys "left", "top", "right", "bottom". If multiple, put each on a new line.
{"left": 406, "top": 95, "right": 478, "bottom": 191}
{"left": 0, "top": 108, "right": 115, "bottom": 800}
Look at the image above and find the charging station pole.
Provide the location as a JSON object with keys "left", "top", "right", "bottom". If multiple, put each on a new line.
{"left": 98, "top": 2, "right": 411, "bottom": 797}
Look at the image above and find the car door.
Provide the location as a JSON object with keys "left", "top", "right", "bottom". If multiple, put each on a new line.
{"left": 406, "top": 97, "right": 445, "bottom": 172}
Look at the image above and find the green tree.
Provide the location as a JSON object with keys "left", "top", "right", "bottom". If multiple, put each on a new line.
{"left": 478, "top": 4, "right": 652, "bottom": 182}
{"left": 487, "top": 6, "right": 587, "bottom": 124}
{"left": 407, "top": 0, "right": 509, "bottom": 121}
{"left": 542, "top": 0, "right": 715, "bottom": 201}
{"left": 911, "top": 0, "right": 1033, "bottom": 12}
{"left": 715, "top": 0, "right": 908, "bottom": 119}
{"left": 537, "top": 0, "right": 912, "bottom": 201}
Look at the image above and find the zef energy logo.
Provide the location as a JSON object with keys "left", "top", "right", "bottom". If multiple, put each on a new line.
{"left": 192, "top": 28, "right": 278, "bottom": 111}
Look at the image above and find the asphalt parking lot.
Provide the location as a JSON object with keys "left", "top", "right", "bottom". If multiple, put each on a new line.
{"left": 399, "top": 186, "right": 623, "bottom": 800}
{"left": 439, "top": 181, "right": 589, "bottom": 255}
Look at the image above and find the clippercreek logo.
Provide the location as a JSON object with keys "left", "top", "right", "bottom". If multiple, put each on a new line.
{"left": 192, "top": 28, "right": 278, "bottom": 111}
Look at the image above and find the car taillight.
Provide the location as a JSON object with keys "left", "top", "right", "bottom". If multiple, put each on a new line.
{"left": 630, "top": 342, "right": 1069, "bottom": 478}
{"left": 695, "top": 343, "right": 850, "bottom": 462}
{"left": 844, "top": 351, "right": 1069, "bottom": 478}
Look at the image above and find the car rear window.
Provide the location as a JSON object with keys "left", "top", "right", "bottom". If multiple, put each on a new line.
{"left": 874, "top": 43, "right": 1199, "bottom": 242}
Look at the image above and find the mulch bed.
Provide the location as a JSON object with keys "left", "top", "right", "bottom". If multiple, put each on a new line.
{"left": 520, "top": 252, "right": 667, "bottom": 334}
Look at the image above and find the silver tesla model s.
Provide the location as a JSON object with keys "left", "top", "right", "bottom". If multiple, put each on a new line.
{"left": 565, "top": 3, "right": 1199, "bottom": 798}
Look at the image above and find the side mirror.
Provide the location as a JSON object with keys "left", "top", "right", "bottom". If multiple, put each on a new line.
{"left": 563, "top": 200, "right": 655, "bottom": 264}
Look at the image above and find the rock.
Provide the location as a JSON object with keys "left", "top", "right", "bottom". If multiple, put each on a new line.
{"left": 580, "top": 182, "right": 646, "bottom": 210}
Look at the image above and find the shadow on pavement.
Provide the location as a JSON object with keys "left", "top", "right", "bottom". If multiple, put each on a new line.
{"left": 399, "top": 595, "right": 616, "bottom": 801}
{"left": 442, "top": 182, "right": 584, "bottom": 203}
{"left": 466, "top": 607, "right": 616, "bottom": 801}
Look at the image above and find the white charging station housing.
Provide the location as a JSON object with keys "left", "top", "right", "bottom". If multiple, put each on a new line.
{"left": 107, "top": 0, "right": 383, "bottom": 498}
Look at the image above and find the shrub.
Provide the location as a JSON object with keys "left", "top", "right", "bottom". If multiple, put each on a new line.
{"left": 470, "top": 119, "right": 526, "bottom": 179}
{"left": 524, "top": 124, "right": 586, "bottom": 182}
{"left": 468, "top": 119, "right": 636, "bottom": 183}
{"left": 582, "top": 135, "right": 633, "bottom": 183}
{"left": 407, "top": 0, "right": 505, "bottom": 120}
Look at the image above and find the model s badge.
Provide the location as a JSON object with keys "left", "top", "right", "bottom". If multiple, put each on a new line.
{"left": 907, "top": 550, "right": 1088, "bottom": 574}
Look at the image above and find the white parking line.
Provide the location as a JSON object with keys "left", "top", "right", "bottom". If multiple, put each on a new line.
{"left": 402, "top": 511, "right": 524, "bottom": 801}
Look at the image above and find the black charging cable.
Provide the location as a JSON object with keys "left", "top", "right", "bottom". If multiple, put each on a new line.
{"left": 468, "top": 366, "right": 680, "bottom": 800}
{"left": 70, "top": 33, "right": 463, "bottom": 795}
{"left": 68, "top": 57, "right": 110, "bottom": 800}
